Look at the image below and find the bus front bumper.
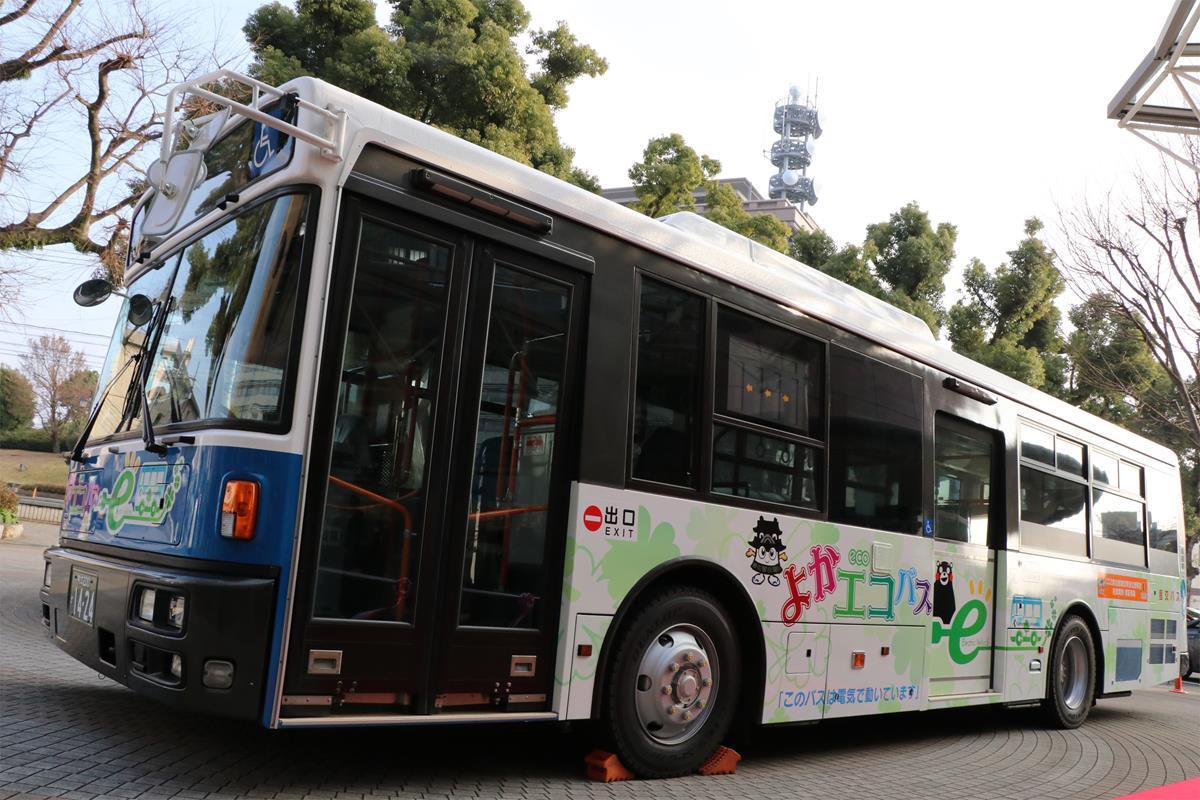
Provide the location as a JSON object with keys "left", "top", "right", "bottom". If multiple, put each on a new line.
{"left": 40, "top": 546, "right": 276, "bottom": 721}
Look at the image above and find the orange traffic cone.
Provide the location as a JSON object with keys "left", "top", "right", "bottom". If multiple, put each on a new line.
{"left": 1171, "top": 675, "right": 1187, "bottom": 694}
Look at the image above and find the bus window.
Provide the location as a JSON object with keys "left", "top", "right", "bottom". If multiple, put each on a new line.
{"left": 828, "top": 347, "right": 922, "bottom": 535}
{"left": 1092, "top": 488, "right": 1146, "bottom": 566}
{"left": 1147, "top": 469, "right": 1181, "bottom": 555}
{"left": 934, "top": 415, "right": 995, "bottom": 545}
{"left": 312, "top": 220, "right": 451, "bottom": 622}
{"left": 1019, "top": 466, "right": 1088, "bottom": 557}
{"left": 631, "top": 278, "right": 704, "bottom": 488}
{"left": 458, "top": 264, "right": 570, "bottom": 629}
{"left": 711, "top": 307, "right": 824, "bottom": 508}
{"left": 1092, "top": 450, "right": 1119, "bottom": 486}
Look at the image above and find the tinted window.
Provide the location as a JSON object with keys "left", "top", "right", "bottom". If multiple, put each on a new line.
{"left": 1093, "top": 489, "right": 1145, "bottom": 546}
{"left": 1020, "top": 424, "right": 1055, "bottom": 466}
{"left": 1119, "top": 461, "right": 1143, "bottom": 496}
{"left": 935, "top": 416, "right": 996, "bottom": 545}
{"left": 1147, "top": 471, "right": 1181, "bottom": 554}
{"left": 716, "top": 307, "right": 822, "bottom": 436}
{"left": 1057, "top": 438, "right": 1085, "bottom": 477}
{"left": 631, "top": 279, "right": 704, "bottom": 487}
{"left": 1020, "top": 466, "right": 1088, "bottom": 535}
{"left": 712, "top": 424, "right": 820, "bottom": 507}
{"left": 312, "top": 221, "right": 450, "bottom": 621}
{"left": 828, "top": 347, "right": 922, "bottom": 534}
{"left": 1092, "top": 451, "right": 1118, "bottom": 486}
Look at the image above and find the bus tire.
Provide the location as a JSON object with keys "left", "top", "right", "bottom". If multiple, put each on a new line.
{"left": 602, "top": 585, "right": 741, "bottom": 779}
{"left": 1041, "top": 615, "right": 1095, "bottom": 729}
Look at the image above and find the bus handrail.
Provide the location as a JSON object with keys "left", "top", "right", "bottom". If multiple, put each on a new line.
{"left": 327, "top": 475, "right": 413, "bottom": 531}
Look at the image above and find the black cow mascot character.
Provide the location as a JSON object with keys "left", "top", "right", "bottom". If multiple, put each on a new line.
{"left": 746, "top": 516, "right": 788, "bottom": 586}
{"left": 933, "top": 560, "right": 956, "bottom": 624}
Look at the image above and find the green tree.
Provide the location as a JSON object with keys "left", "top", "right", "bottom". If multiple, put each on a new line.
{"left": 947, "top": 218, "right": 1066, "bottom": 391}
{"left": 0, "top": 367, "right": 35, "bottom": 431}
{"left": 627, "top": 133, "right": 719, "bottom": 218}
{"left": 789, "top": 228, "right": 837, "bottom": 268}
{"left": 702, "top": 181, "right": 791, "bottom": 253}
{"left": 865, "top": 202, "right": 957, "bottom": 335}
{"left": 244, "top": 0, "right": 607, "bottom": 190}
{"left": 796, "top": 203, "right": 954, "bottom": 335}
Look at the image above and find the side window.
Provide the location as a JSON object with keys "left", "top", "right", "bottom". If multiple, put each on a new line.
{"left": 1092, "top": 454, "right": 1146, "bottom": 567}
{"left": 711, "top": 307, "right": 823, "bottom": 508}
{"left": 1018, "top": 423, "right": 1090, "bottom": 559}
{"left": 631, "top": 278, "right": 704, "bottom": 488}
{"left": 827, "top": 347, "right": 923, "bottom": 534}
{"left": 934, "top": 415, "right": 997, "bottom": 545}
{"left": 1147, "top": 469, "right": 1181, "bottom": 556}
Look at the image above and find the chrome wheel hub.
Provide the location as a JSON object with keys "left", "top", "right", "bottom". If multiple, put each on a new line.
{"left": 634, "top": 623, "right": 717, "bottom": 744}
{"left": 1060, "top": 634, "right": 1088, "bottom": 711}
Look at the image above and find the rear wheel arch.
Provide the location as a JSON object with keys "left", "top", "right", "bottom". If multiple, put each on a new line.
{"left": 1047, "top": 602, "right": 1105, "bottom": 699}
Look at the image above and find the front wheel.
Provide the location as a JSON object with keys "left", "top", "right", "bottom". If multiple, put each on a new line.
{"left": 1182, "top": 651, "right": 1192, "bottom": 680}
{"left": 603, "top": 586, "right": 741, "bottom": 779}
{"left": 1041, "top": 615, "right": 1095, "bottom": 729}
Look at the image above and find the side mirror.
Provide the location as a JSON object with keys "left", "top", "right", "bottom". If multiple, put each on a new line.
{"left": 73, "top": 278, "right": 114, "bottom": 307}
{"left": 126, "top": 294, "right": 153, "bottom": 326}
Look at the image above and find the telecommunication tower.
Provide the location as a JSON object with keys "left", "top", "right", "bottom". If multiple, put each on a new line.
{"left": 768, "top": 85, "right": 821, "bottom": 208}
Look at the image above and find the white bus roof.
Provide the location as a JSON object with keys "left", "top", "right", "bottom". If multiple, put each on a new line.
{"left": 275, "top": 77, "right": 1181, "bottom": 467}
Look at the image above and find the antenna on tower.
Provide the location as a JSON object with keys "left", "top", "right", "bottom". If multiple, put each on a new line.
{"left": 768, "top": 83, "right": 821, "bottom": 210}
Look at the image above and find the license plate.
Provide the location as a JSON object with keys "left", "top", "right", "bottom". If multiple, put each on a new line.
{"left": 69, "top": 569, "right": 97, "bottom": 626}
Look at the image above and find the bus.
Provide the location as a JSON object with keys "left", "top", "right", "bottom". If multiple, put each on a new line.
{"left": 42, "top": 69, "right": 1190, "bottom": 779}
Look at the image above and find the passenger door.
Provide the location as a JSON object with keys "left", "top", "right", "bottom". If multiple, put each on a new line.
{"left": 927, "top": 409, "right": 1003, "bottom": 697}
{"left": 282, "top": 197, "right": 584, "bottom": 717}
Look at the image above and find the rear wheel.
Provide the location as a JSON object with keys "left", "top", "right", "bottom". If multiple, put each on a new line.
{"left": 1041, "top": 615, "right": 1095, "bottom": 729}
{"left": 1182, "top": 651, "right": 1192, "bottom": 680}
{"left": 603, "top": 586, "right": 740, "bottom": 779}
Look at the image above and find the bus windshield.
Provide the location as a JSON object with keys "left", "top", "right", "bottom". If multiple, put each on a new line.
{"left": 89, "top": 192, "right": 310, "bottom": 441}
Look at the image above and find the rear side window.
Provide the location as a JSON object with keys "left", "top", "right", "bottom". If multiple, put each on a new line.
{"left": 827, "top": 347, "right": 923, "bottom": 534}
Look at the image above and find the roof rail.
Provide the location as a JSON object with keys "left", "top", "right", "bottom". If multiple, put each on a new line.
{"left": 160, "top": 69, "right": 346, "bottom": 163}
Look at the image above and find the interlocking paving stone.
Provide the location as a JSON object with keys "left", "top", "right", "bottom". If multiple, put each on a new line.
{"left": 3, "top": 534, "right": 1199, "bottom": 800}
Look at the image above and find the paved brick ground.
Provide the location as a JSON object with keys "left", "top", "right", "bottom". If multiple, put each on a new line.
{"left": 2, "top": 529, "right": 1198, "bottom": 800}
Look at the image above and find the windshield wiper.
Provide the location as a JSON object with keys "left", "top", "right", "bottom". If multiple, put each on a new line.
{"left": 69, "top": 353, "right": 139, "bottom": 464}
{"left": 136, "top": 296, "right": 172, "bottom": 456}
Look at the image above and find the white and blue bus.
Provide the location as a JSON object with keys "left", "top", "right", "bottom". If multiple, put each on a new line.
{"left": 42, "top": 70, "right": 1190, "bottom": 779}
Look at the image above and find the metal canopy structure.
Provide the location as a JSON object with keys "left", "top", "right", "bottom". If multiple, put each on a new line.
{"left": 1109, "top": 0, "right": 1200, "bottom": 168}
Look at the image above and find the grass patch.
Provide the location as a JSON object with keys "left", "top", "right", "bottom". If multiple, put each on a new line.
{"left": 0, "top": 449, "right": 68, "bottom": 492}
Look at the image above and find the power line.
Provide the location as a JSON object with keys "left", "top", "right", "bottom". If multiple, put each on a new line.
{"left": 2, "top": 321, "right": 112, "bottom": 341}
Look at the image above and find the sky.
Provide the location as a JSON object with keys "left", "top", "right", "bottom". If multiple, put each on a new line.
{"left": 0, "top": 0, "right": 1180, "bottom": 373}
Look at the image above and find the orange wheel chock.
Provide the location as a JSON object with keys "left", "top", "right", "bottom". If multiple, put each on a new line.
{"left": 584, "top": 746, "right": 742, "bottom": 781}
{"left": 584, "top": 750, "right": 635, "bottom": 782}
{"left": 697, "top": 745, "right": 742, "bottom": 776}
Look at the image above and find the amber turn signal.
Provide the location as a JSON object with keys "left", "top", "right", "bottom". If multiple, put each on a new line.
{"left": 221, "top": 479, "right": 259, "bottom": 540}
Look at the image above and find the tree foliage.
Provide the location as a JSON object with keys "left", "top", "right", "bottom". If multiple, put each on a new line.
{"left": 627, "top": 133, "right": 719, "bottom": 218}
{"left": 702, "top": 180, "right": 791, "bottom": 252}
{"left": 947, "top": 218, "right": 1067, "bottom": 391}
{"left": 796, "top": 202, "right": 955, "bottom": 336}
{"left": 18, "top": 334, "right": 91, "bottom": 451}
{"left": 244, "top": 0, "right": 607, "bottom": 190}
{"left": 0, "top": 366, "right": 34, "bottom": 430}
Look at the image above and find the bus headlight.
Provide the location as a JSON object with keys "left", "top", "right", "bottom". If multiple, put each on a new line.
{"left": 137, "top": 587, "right": 157, "bottom": 622}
